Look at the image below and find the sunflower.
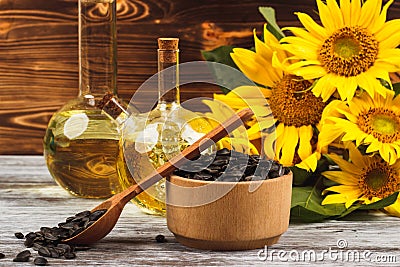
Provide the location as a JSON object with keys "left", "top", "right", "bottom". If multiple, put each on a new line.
{"left": 322, "top": 143, "right": 400, "bottom": 217}
{"left": 281, "top": 0, "right": 400, "bottom": 102}
{"left": 319, "top": 90, "right": 400, "bottom": 165}
{"left": 210, "top": 25, "right": 326, "bottom": 171}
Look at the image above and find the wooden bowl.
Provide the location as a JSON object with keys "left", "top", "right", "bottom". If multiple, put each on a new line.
{"left": 166, "top": 172, "right": 292, "bottom": 250}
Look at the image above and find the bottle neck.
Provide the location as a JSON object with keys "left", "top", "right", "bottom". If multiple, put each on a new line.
{"left": 157, "top": 49, "right": 180, "bottom": 110}
{"left": 78, "top": 0, "right": 117, "bottom": 98}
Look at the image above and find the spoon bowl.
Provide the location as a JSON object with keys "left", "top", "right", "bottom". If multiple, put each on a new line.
{"left": 63, "top": 108, "right": 254, "bottom": 245}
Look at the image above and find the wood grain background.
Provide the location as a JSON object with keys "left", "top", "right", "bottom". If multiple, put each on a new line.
{"left": 1, "top": 0, "right": 399, "bottom": 155}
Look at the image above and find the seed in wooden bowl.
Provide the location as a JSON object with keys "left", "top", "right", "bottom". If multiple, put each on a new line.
{"left": 173, "top": 149, "right": 290, "bottom": 182}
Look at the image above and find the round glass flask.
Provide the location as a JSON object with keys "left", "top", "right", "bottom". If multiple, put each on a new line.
{"left": 43, "top": 0, "right": 122, "bottom": 198}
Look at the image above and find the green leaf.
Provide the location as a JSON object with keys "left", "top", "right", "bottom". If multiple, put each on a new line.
{"left": 201, "top": 46, "right": 237, "bottom": 69}
{"left": 290, "top": 166, "right": 314, "bottom": 186}
{"left": 393, "top": 82, "right": 400, "bottom": 96}
{"left": 290, "top": 157, "right": 330, "bottom": 186}
{"left": 258, "top": 7, "right": 285, "bottom": 40}
{"left": 201, "top": 46, "right": 253, "bottom": 94}
{"left": 290, "top": 205, "right": 329, "bottom": 223}
{"left": 290, "top": 184, "right": 347, "bottom": 222}
{"left": 336, "top": 204, "right": 362, "bottom": 218}
{"left": 358, "top": 192, "right": 399, "bottom": 210}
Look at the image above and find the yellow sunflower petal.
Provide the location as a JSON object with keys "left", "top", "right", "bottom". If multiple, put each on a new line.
{"left": 311, "top": 75, "right": 336, "bottom": 102}
{"left": 275, "top": 123, "right": 285, "bottom": 159}
{"left": 370, "top": 0, "right": 394, "bottom": 33}
{"left": 350, "top": 0, "right": 362, "bottom": 26}
{"left": 345, "top": 199, "right": 359, "bottom": 209}
{"left": 377, "top": 48, "right": 400, "bottom": 61}
{"left": 246, "top": 119, "right": 275, "bottom": 140}
{"left": 365, "top": 139, "right": 381, "bottom": 154}
{"left": 326, "top": 0, "right": 344, "bottom": 28}
{"left": 292, "top": 65, "right": 327, "bottom": 80}
{"left": 346, "top": 142, "right": 366, "bottom": 169}
{"left": 279, "top": 125, "right": 299, "bottom": 166}
{"left": 297, "top": 125, "right": 313, "bottom": 160}
{"left": 373, "top": 60, "right": 400, "bottom": 73}
{"left": 282, "top": 27, "right": 322, "bottom": 46}
{"left": 356, "top": 72, "right": 385, "bottom": 98}
{"left": 334, "top": 75, "right": 358, "bottom": 101}
{"left": 295, "top": 12, "right": 328, "bottom": 39}
{"left": 231, "top": 49, "right": 277, "bottom": 87}
{"left": 286, "top": 59, "right": 322, "bottom": 72}
{"left": 384, "top": 199, "right": 400, "bottom": 217}
{"left": 296, "top": 152, "right": 320, "bottom": 171}
{"left": 328, "top": 154, "right": 363, "bottom": 176}
{"left": 281, "top": 36, "right": 320, "bottom": 51}
{"left": 340, "top": 0, "right": 352, "bottom": 25}
{"left": 322, "top": 194, "right": 347, "bottom": 205}
{"left": 318, "top": 124, "right": 344, "bottom": 149}
{"left": 376, "top": 19, "right": 400, "bottom": 50}
{"left": 324, "top": 185, "right": 359, "bottom": 194}
{"left": 263, "top": 132, "right": 276, "bottom": 159}
{"left": 322, "top": 171, "right": 359, "bottom": 185}
{"left": 253, "top": 29, "right": 274, "bottom": 62}
{"left": 226, "top": 85, "right": 268, "bottom": 100}
{"left": 358, "top": 0, "right": 380, "bottom": 28}
{"left": 316, "top": 0, "right": 336, "bottom": 33}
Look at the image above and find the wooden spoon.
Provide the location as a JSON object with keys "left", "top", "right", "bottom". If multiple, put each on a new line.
{"left": 64, "top": 108, "right": 254, "bottom": 245}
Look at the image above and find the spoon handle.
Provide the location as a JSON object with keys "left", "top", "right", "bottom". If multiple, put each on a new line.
{"left": 120, "top": 108, "right": 254, "bottom": 204}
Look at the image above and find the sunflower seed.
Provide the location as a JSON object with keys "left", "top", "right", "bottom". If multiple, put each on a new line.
{"left": 14, "top": 232, "right": 24, "bottom": 239}
{"left": 34, "top": 256, "right": 48, "bottom": 266}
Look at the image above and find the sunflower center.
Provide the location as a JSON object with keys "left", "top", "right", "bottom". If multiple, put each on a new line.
{"left": 333, "top": 37, "right": 361, "bottom": 59}
{"left": 269, "top": 75, "right": 326, "bottom": 127}
{"left": 319, "top": 26, "right": 379, "bottom": 77}
{"left": 358, "top": 108, "right": 400, "bottom": 143}
{"left": 365, "top": 169, "right": 389, "bottom": 191}
{"left": 359, "top": 160, "right": 400, "bottom": 199}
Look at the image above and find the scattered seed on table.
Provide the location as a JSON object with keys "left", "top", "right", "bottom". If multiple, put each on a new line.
{"left": 34, "top": 257, "right": 48, "bottom": 266}
{"left": 0, "top": 252, "right": 5, "bottom": 259}
{"left": 14, "top": 232, "right": 24, "bottom": 239}
{"left": 13, "top": 256, "right": 30, "bottom": 262}
{"left": 64, "top": 252, "right": 76, "bottom": 259}
{"left": 13, "top": 250, "right": 31, "bottom": 262}
{"left": 16, "top": 250, "right": 31, "bottom": 259}
{"left": 156, "top": 234, "right": 166, "bottom": 243}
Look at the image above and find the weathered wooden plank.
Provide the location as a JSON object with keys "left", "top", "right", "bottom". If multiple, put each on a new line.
{"left": 1, "top": 0, "right": 400, "bottom": 154}
{"left": 0, "top": 156, "right": 399, "bottom": 266}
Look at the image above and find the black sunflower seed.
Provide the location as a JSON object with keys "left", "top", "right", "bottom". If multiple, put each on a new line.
{"left": 34, "top": 256, "right": 48, "bottom": 266}
{"left": 13, "top": 256, "right": 30, "bottom": 262}
{"left": 64, "top": 252, "right": 76, "bottom": 259}
{"left": 14, "top": 232, "right": 24, "bottom": 239}
{"left": 155, "top": 234, "right": 166, "bottom": 243}
{"left": 38, "top": 247, "right": 51, "bottom": 257}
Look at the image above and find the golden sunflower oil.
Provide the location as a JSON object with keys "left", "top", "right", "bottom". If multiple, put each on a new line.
{"left": 44, "top": 107, "right": 121, "bottom": 198}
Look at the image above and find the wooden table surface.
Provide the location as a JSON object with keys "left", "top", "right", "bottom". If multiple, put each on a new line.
{"left": 0, "top": 156, "right": 399, "bottom": 266}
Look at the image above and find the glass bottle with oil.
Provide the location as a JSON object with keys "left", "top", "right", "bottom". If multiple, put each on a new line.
{"left": 43, "top": 0, "right": 122, "bottom": 198}
{"left": 102, "top": 38, "right": 214, "bottom": 215}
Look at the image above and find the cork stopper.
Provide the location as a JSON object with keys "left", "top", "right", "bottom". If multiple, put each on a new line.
{"left": 158, "top": 38, "right": 179, "bottom": 63}
{"left": 158, "top": 38, "right": 179, "bottom": 50}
